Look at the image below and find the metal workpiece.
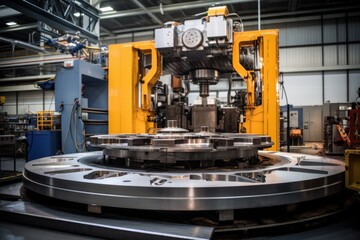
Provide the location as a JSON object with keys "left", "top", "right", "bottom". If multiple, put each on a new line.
{"left": 158, "top": 120, "right": 189, "bottom": 134}
{"left": 23, "top": 150, "right": 345, "bottom": 212}
{"left": 91, "top": 132, "right": 267, "bottom": 165}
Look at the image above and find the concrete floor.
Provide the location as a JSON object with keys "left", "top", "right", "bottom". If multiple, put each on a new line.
{"left": 0, "top": 157, "right": 26, "bottom": 172}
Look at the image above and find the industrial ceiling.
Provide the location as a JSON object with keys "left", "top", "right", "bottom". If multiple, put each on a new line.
{"left": 0, "top": 0, "right": 359, "bottom": 54}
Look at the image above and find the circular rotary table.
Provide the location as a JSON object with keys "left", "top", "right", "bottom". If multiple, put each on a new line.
{"left": 23, "top": 133, "right": 345, "bottom": 211}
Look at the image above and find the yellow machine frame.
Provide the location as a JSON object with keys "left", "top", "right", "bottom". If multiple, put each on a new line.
{"left": 232, "top": 30, "right": 280, "bottom": 150}
{"left": 345, "top": 149, "right": 360, "bottom": 192}
{"left": 109, "top": 31, "right": 279, "bottom": 150}
{"left": 108, "top": 41, "right": 162, "bottom": 133}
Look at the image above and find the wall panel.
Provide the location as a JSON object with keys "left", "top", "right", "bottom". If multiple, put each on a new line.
{"left": 280, "top": 72, "right": 323, "bottom": 106}
{"left": 323, "top": 17, "right": 346, "bottom": 43}
{"left": 281, "top": 46, "right": 322, "bottom": 68}
{"left": 349, "top": 44, "right": 360, "bottom": 65}
{"left": 281, "top": 20, "right": 322, "bottom": 46}
{"left": 348, "top": 16, "right": 360, "bottom": 41}
{"left": 349, "top": 70, "right": 360, "bottom": 102}
{"left": 324, "top": 44, "right": 347, "bottom": 66}
{"left": 324, "top": 71, "right": 347, "bottom": 103}
{"left": 1, "top": 91, "right": 55, "bottom": 115}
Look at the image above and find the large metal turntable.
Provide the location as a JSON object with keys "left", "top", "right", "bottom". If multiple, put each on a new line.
{"left": 23, "top": 127, "right": 345, "bottom": 212}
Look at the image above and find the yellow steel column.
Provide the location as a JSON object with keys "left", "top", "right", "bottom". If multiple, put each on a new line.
{"left": 261, "top": 30, "right": 280, "bottom": 151}
{"left": 108, "top": 41, "right": 161, "bottom": 134}
{"left": 108, "top": 43, "right": 138, "bottom": 133}
{"left": 232, "top": 30, "right": 279, "bottom": 150}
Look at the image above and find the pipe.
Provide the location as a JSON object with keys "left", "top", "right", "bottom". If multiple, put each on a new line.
{"left": 131, "top": 0, "right": 163, "bottom": 25}
{"left": 257, "top": 0, "right": 261, "bottom": 30}
{"left": 101, "top": 0, "right": 256, "bottom": 19}
{"left": 227, "top": 77, "right": 232, "bottom": 106}
{"left": 101, "top": 8, "right": 360, "bottom": 38}
{"left": 16, "top": 91, "right": 19, "bottom": 116}
{"left": 184, "top": 80, "right": 190, "bottom": 97}
{"left": 0, "top": 36, "right": 46, "bottom": 53}
{"left": 43, "top": 90, "right": 45, "bottom": 111}
{"left": 287, "top": 104, "right": 290, "bottom": 152}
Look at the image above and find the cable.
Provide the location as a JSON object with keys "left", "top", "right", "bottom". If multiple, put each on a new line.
{"left": 227, "top": 76, "right": 232, "bottom": 106}
{"left": 279, "top": 73, "right": 289, "bottom": 105}
{"left": 67, "top": 98, "right": 85, "bottom": 152}
{"left": 27, "top": 130, "right": 34, "bottom": 156}
{"left": 48, "top": 91, "right": 55, "bottom": 111}
{"left": 63, "top": 101, "right": 75, "bottom": 153}
{"left": 228, "top": 13, "right": 244, "bottom": 32}
{"left": 74, "top": 115, "right": 86, "bottom": 152}
{"left": 279, "top": 73, "right": 290, "bottom": 152}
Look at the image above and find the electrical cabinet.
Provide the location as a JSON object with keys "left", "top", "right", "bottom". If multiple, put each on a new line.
{"left": 55, "top": 60, "right": 107, "bottom": 154}
{"left": 27, "top": 130, "right": 61, "bottom": 161}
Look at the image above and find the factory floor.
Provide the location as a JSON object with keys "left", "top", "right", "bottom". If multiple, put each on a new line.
{"left": 0, "top": 156, "right": 26, "bottom": 172}
{"left": 281, "top": 141, "right": 323, "bottom": 155}
{"left": 0, "top": 147, "right": 359, "bottom": 240}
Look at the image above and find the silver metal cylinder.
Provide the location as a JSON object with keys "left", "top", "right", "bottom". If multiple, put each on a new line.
{"left": 190, "top": 69, "right": 220, "bottom": 85}
{"left": 199, "top": 83, "right": 209, "bottom": 98}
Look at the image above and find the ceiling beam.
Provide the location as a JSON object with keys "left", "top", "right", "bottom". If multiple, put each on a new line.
{"left": 131, "top": 0, "right": 163, "bottom": 25}
{"left": 100, "top": 5, "right": 360, "bottom": 37}
{"left": 0, "top": 54, "right": 73, "bottom": 68}
{"left": 100, "top": 0, "right": 256, "bottom": 19}
{"left": 0, "top": 84, "right": 43, "bottom": 92}
{"left": 0, "top": 23, "right": 37, "bottom": 33}
{"left": 109, "top": 18, "right": 126, "bottom": 28}
{"left": 0, "top": 0, "right": 99, "bottom": 43}
{"left": 0, "top": 36, "right": 46, "bottom": 52}
{"left": 288, "top": 0, "right": 301, "bottom": 11}
{"left": 111, "top": 25, "right": 158, "bottom": 35}
{"left": 0, "top": 74, "right": 55, "bottom": 83}
{"left": 100, "top": 26, "right": 115, "bottom": 37}
{"left": 0, "top": 6, "right": 21, "bottom": 18}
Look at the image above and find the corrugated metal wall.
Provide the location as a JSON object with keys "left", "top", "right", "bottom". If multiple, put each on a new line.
{"left": 276, "top": 13, "right": 360, "bottom": 106}
{"left": 2, "top": 91, "right": 55, "bottom": 115}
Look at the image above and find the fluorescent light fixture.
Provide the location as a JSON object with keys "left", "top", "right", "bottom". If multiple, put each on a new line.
{"left": 73, "top": 12, "right": 84, "bottom": 17}
{"left": 6, "top": 22, "right": 17, "bottom": 26}
{"left": 100, "top": 6, "right": 113, "bottom": 12}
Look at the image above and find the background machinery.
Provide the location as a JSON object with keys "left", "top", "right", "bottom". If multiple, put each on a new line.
{"left": 323, "top": 90, "right": 360, "bottom": 155}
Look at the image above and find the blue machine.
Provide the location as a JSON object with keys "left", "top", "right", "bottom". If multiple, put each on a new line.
{"left": 27, "top": 130, "right": 61, "bottom": 161}
{"left": 55, "top": 60, "right": 108, "bottom": 154}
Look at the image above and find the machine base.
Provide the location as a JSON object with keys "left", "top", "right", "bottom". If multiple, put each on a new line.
{"left": 0, "top": 186, "right": 358, "bottom": 240}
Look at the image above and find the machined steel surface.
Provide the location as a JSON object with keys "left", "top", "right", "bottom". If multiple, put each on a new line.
{"left": 23, "top": 149, "right": 345, "bottom": 211}
{"left": 91, "top": 132, "right": 267, "bottom": 164}
{"left": 0, "top": 201, "right": 213, "bottom": 240}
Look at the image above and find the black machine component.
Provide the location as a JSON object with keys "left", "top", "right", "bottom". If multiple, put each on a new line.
{"left": 152, "top": 8, "right": 259, "bottom": 134}
{"left": 323, "top": 116, "right": 347, "bottom": 155}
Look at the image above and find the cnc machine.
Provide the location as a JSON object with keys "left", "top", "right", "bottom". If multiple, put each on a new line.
{"left": 108, "top": 6, "right": 279, "bottom": 151}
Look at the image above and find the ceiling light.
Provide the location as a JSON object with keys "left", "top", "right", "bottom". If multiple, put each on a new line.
{"left": 6, "top": 22, "right": 17, "bottom": 26}
{"left": 73, "top": 12, "right": 84, "bottom": 17}
{"left": 100, "top": 6, "right": 113, "bottom": 12}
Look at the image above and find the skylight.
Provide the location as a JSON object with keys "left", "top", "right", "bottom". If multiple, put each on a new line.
{"left": 100, "top": 6, "right": 113, "bottom": 12}
{"left": 6, "top": 22, "right": 17, "bottom": 26}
